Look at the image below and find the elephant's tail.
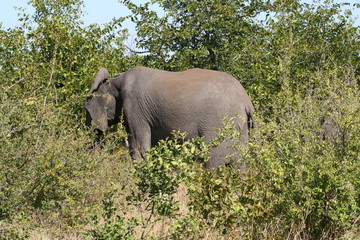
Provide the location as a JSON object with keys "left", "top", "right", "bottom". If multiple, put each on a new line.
{"left": 246, "top": 104, "right": 254, "bottom": 130}
{"left": 247, "top": 111, "right": 254, "bottom": 129}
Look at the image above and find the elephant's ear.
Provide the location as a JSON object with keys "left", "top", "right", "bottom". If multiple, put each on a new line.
{"left": 90, "top": 68, "right": 109, "bottom": 92}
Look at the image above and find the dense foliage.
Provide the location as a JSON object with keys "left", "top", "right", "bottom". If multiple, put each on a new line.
{"left": 0, "top": 0, "right": 359, "bottom": 239}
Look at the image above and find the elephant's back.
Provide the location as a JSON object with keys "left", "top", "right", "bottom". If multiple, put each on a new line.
{"left": 127, "top": 66, "right": 243, "bottom": 88}
{"left": 126, "top": 66, "right": 253, "bottom": 118}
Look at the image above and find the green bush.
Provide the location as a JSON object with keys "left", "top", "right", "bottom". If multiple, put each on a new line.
{"left": 130, "top": 131, "right": 209, "bottom": 216}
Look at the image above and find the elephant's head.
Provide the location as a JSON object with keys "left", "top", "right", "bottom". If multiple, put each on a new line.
{"left": 85, "top": 68, "right": 120, "bottom": 132}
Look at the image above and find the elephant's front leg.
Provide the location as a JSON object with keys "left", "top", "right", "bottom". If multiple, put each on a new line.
{"left": 127, "top": 123, "right": 151, "bottom": 160}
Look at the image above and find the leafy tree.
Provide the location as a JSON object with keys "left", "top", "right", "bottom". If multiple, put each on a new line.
{"left": 1, "top": 0, "right": 132, "bottom": 112}
{"left": 122, "top": 0, "right": 267, "bottom": 71}
{"left": 259, "top": 0, "right": 360, "bottom": 101}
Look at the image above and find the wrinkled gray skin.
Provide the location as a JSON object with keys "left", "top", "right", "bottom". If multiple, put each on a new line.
{"left": 85, "top": 66, "right": 254, "bottom": 168}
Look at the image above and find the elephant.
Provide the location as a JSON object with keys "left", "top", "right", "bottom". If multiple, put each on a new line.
{"left": 85, "top": 66, "right": 254, "bottom": 168}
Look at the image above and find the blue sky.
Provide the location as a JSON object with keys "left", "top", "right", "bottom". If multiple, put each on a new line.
{"left": 0, "top": 0, "right": 359, "bottom": 33}
{"left": 0, "top": 1, "right": 139, "bottom": 27}
{"left": 0, "top": 0, "right": 148, "bottom": 38}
